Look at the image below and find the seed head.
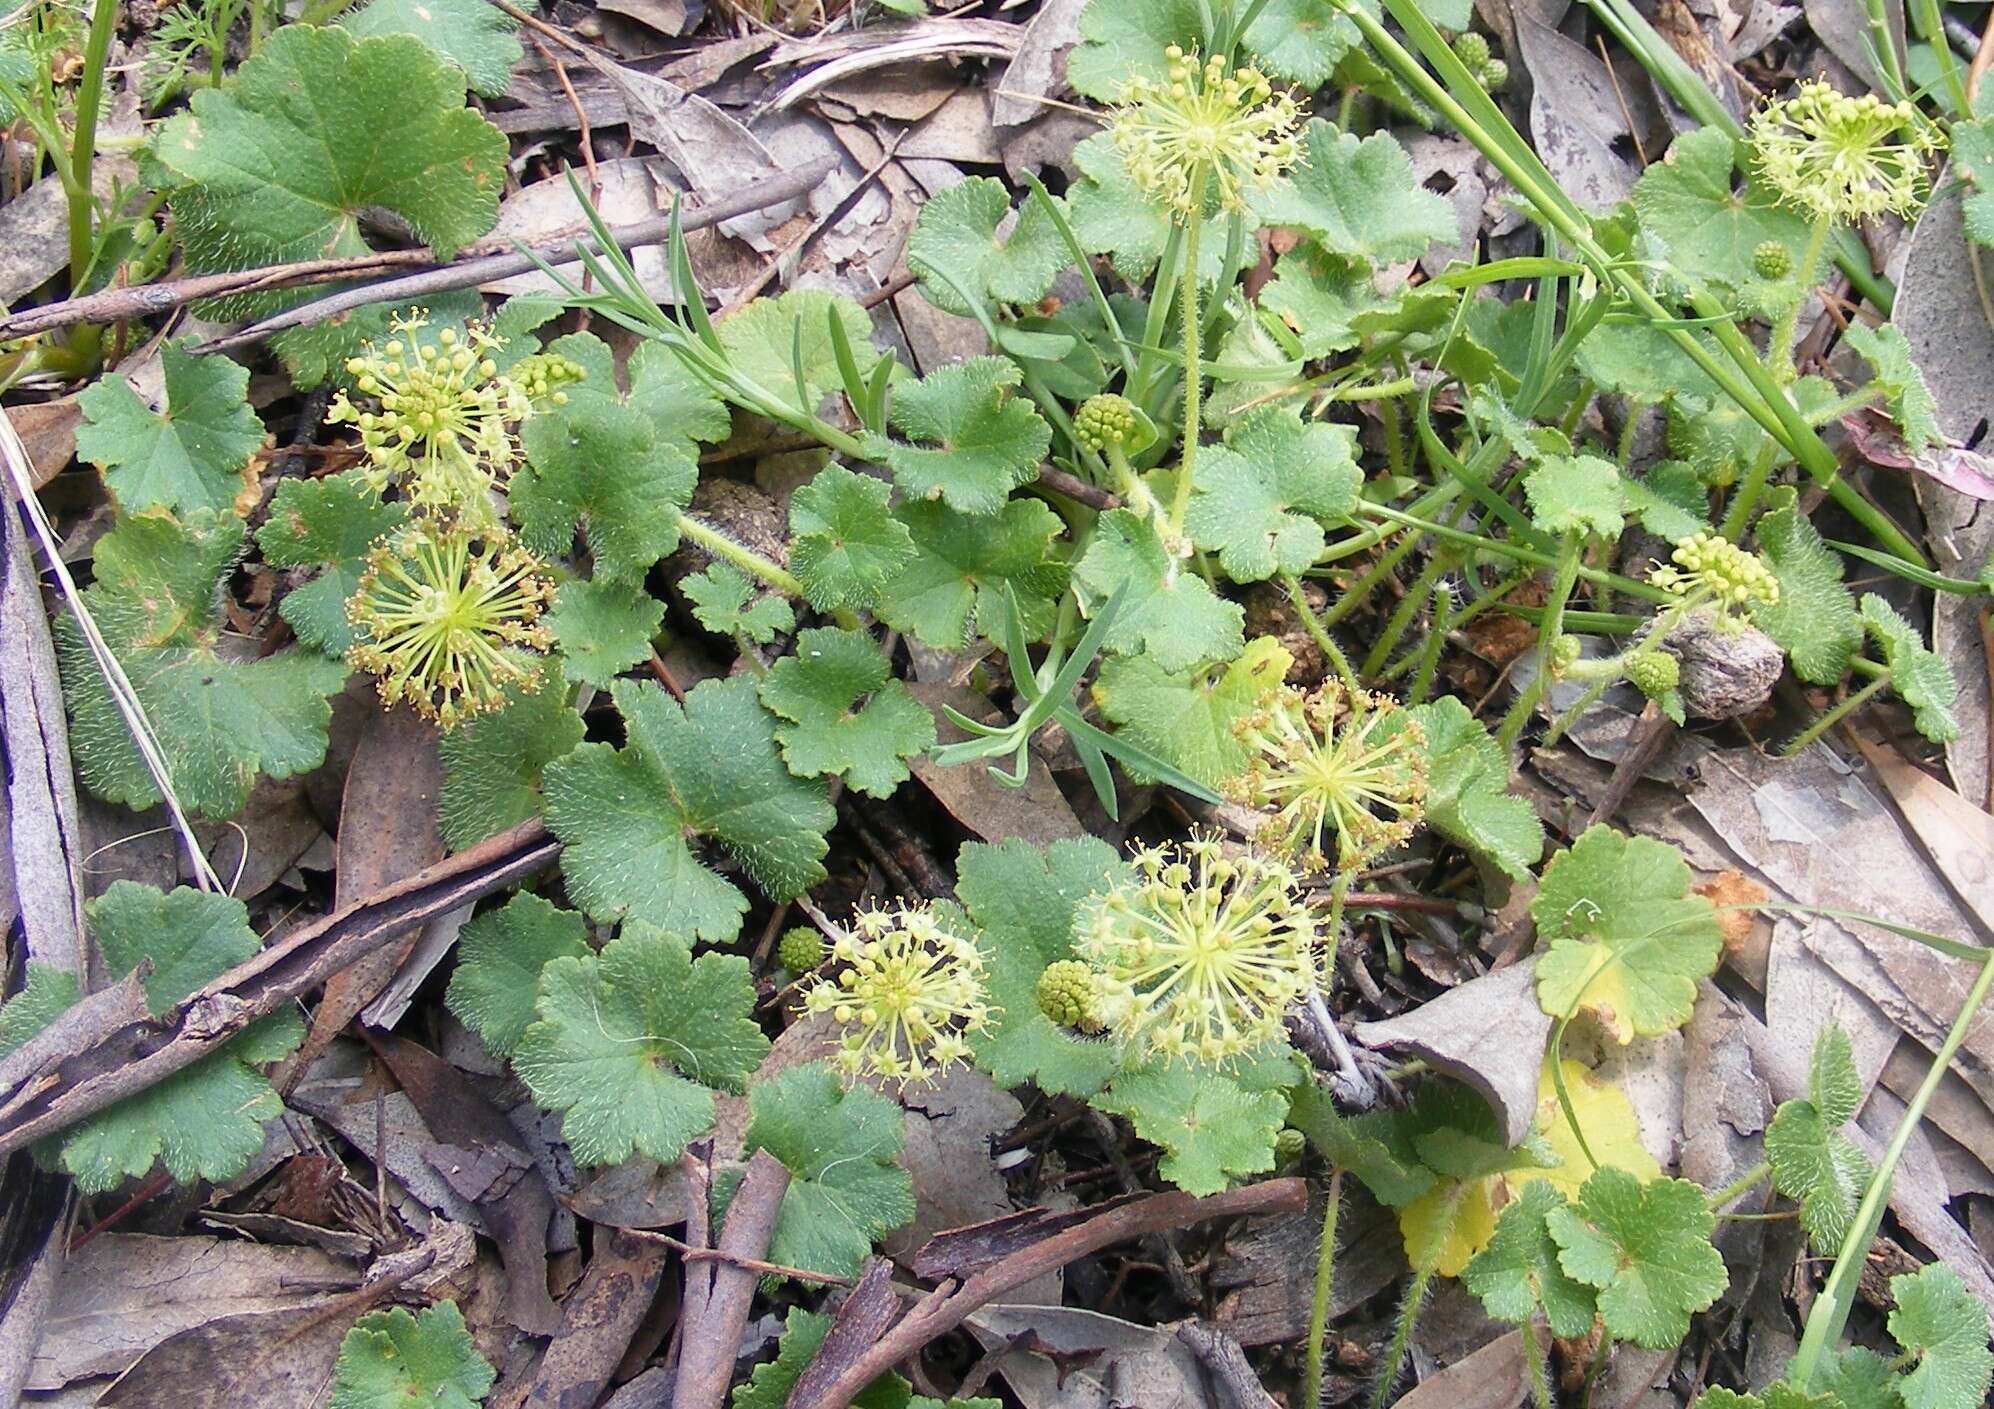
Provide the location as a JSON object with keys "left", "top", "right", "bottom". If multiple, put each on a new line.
{"left": 330, "top": 313, "right": 531, "bottom": 522}
{"left": 1079, "top": 836, "right": 1319, "bottom": 1066}
{"left": 1476, "top": 58, "right": 1508, "bottom": 92}
{"left": 799, "top": 905, "right": 992, "bottom": 1087}
{"left": 777, "top": 927, "right": 826, "bottom": 973}
{"left": 1649, "top": 531, "right": 1780, "bottom": 625}
{"left": 1036, "top": 959, "right": 1106, "bottom": 1033}
{"left": 1109, "top": 46, "right": 1305, "bottom": 219}
{"left": 346, "top": 520, "right": 555, "bottom": 728}
{"left": 1749, "top": 80, "right": 1941, "bottom": 224}
{"left": 1229, "top": 685, "right": 1428, "bottom": 872}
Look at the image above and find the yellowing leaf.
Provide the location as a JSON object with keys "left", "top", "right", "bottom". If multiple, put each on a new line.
{"left": 1505, "top": 1059, "right": 1660, "bottom": 1204}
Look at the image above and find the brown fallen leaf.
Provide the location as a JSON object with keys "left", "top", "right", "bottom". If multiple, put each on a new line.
{"left": 1353, "top": 960, "right": 1551, "bottom": 1147}
{"left": 29, "top": 1233, "right": 357, "bottom": 1391}
{"left": 285, "top": 704, "right": 447, "bottom": 1086}
{"left": 1388, "top": 1329, "right": 1527, "bottom": 1409}
{"left": 495, "top": 1229, "right": 672, "bottom": 1409}
{"left": 366, "top": 1031, "right": 564, "bottom": 1334}
{"left": 906, "top": 682, "right": 1085, "bottom": 845}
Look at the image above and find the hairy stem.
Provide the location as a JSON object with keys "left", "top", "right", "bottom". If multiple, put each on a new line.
{"left": 1782, "top": 673, "right": 1890, "bottom": 756}
{"left": 1787, "top": 946, "right": 1994, "bottom": 1391}
{"left": 675, "top": 514, "right": 806, "bottom": 598}
{"left": 1281, "top": 569, "right": 1358, "bottom": 690}
{"left": 1369, "top": 1263, "right": 1433, "bottom": 1409}
{"left": 1165, "top": 168, "right": 1210, "bottom": 550}
{"left": 1303, "top": 1169, "right": 1345, "bottom": 1409}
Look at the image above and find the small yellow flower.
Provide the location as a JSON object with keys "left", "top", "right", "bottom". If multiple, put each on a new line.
{"left": 1749, "top": 80, "right": 1941, "bottom": 224}
{"left": 329, "top": 313, "right": 530, "bottom": 521}
{"left": 1079, "top": 836, "right": 1318, "bottom": 1066}
{"left": 1230, "top": 685, "right": 1428, "bottom": 872}
{"left": 1648, "top": 531, "right": 1779, "bottom": 625}
{"left": 800, "top": 905, "right": 992, "bottom": 1086}
{"left": 1109, "top": 45, "right": 1304, "bottom": 219}
{"left": 346, "top": 520, "right": 555, "bottom": 727}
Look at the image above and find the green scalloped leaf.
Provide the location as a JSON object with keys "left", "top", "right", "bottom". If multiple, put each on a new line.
{"left": 541, "top": 677, "right": 835, "bottom": 941}
{"left": 515, "top": 921, "right": 768, "bottom": 1166}
{"left": 758, "top": 627, "right": 935, "bottom": 798}
{"left": 57, "top": 510, "right": 348, "bottom": 819}
{"left": 76, "top": 342, "right": 264, "bottom": 515}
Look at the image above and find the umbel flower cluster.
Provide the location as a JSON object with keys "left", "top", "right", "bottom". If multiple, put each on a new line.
{"left": 1078, "top": 837, "right": 1319, "bottom": 1065}
{"left": 329, "top": 314, "right": 531, "bottom": 521}
{"left": 1649, "top": 531, "right": 1781, "bottom": 626}
{"left": 813, "top": 689, "right": 1436, "bottom": 1079}
{"left": 799, "top": 905, "right": 993, "bottom": 1086}
{"left": 331, "top": 312, "right": 570, "bottom": 728}
{"left": 1749, "top": 79, "right": 1941, "bottom": 224}
{"left": 346, "top": 522, "right": 556, "bottom": 726}
{"left": 1109, "top": 45, "right": 1304, "bottom": 217}
{"left": 1231, "top": 685, "right": 1430, "bottom": 872}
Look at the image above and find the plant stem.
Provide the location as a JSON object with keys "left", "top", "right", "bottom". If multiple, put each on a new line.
{"left": 1357, "top": 0, "right": 1927, "bottom": 567}
{"left": 1358, "top": 503, "right": 1673, "bottom": 604}
{"left": 1362, "top": 551, "right": 1447, "bottom": 679}
{"left": 1706, "top": 1161, "right": 1771, "bottom": 1212}
{"left": 1521, "top": 1317, "right": 1553, "bottom": 1409}
{"left": 675, "top": 514, "right": 806, "bottom": 598}
{"left": 1304, "top": 1169, "right": 1345, "bottom": 1409}
{"left": 1165, "top": 169, "right": 1210, "bottom": 550}
{"left": 1404, "top": 583, "right": 1452, "bottom": 703}
{"left": 1281, "top": 569, "right": 1358, "bottom": 690}
{"left": 1787, "top": 946, "right": 1994, "bottom": 1392}
{"left": 1498, "top": 530, "right": 1582, "bottom": 754}
{"left": 1720, "top": 437, "right": 1784, "bottom": 543}
{"left": 1370, "top": 1263, "right": 1433, "bottom": 1409}
{"left": 68, "top": 0, "right": 120, "bottom": 286}
{"left": 1783, "top": 674, "right": 1890, "bottom": 756}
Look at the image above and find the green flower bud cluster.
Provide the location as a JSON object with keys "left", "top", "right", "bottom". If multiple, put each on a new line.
{"left": 1752, "top": 239, "right": 1794, "bottom": 280}
{"left": 1075, "top": 394, "right": 1139, "bottom": 452}
{"left": 1273, "top": 1127, "right": 1307, "bottom": 1166}
{"left": 1547, "top": 634, "right": 1582, "bottom": 676}
{"left": 1623, "top": 648, "right": 1681, "bottom": 700}
{"left": 1649, "top": 531, "right": 1781, "bottom": 624}
{"left": 1110, "top": 45, "right": 1305, "bottom": 218}
{"left": 509, "top": 351, "right": 587, "bottom": 408}
{"left": 1035, "top": 959, "right": 1106, "bottom": 1033}
{"left": 1450, "top": 32, "right": 1506, "bottom": 91}
{"left": 777, "top": 926, "right": 826, "bottom": 973}
{"left": 1749, "top": 79, "right": 1941, "bottom": 224}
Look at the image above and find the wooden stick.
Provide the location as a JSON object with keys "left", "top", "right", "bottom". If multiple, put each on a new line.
{"left": 789, "top": 1178, "right": 1309, "bottom": 1409}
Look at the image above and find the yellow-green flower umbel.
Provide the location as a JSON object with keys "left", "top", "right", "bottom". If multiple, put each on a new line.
{"left": 1230, "top": 685, "right": 1428, "bottom": 872}
{"left": 329, "top": 313, "right": 530, "bottom": 522}
{"left": 1109, "top": 45, "right": 1304, "bottom": 218}
{"left": 1079, "top": 836, "right": 1319, "bottom": 1066}
{"left": 800, "top": 905, "right": 992, "bottom": 1086}
{"left": 1749, "top": 80, "right": 1940, "bottom": 224}
{"left": 1649, "top": 531, "right": 1780, "bottom": 626}
{"left": 346, "top": 521, "right": 555, "bottom": 727}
